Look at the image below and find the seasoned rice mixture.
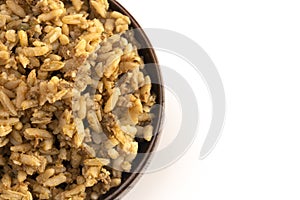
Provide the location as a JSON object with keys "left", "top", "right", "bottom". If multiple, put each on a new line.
{"left": 0, "top": 0, "right": 155, "bottom": 199}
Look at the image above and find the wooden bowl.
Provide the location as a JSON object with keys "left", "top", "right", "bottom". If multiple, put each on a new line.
{"left": 102, "top": 1, "right": 164, "bottom": 199}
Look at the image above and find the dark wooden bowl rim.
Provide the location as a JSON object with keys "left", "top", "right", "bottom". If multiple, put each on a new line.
{"left": 103, "top": 1, "right": 164, "bottom": 199}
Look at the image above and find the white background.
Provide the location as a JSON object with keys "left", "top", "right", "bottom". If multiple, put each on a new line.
{"left": 119, "top": 0, "right": 300, "bottom": 199}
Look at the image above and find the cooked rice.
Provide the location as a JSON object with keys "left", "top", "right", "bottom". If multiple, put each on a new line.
{"left": 0, "top": 0, "right": 156, "bottom": 199}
